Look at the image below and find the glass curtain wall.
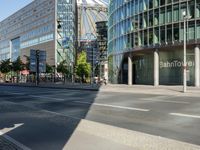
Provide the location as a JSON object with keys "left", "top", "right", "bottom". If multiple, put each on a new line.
{"left": 57, "top": 0, "right": 76, "bottom": 66}
{"left": 159, "top": 49, "right": 195, "bottom": 85}
{"left": 108, "top": 0, "right": 200, "bottom": 53}
{"left": 108, "top": 0, "right": 200, "bottom": 84}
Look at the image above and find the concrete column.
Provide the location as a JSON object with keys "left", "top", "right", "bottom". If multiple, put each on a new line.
{"left": 195, "top": 46, "right": 200, "bottom": 87}
{"left": 154, "top": 49, "right": 159, "bottom": 86}
{"left": 128, "top": 54, "right": 132, "bottom": 85}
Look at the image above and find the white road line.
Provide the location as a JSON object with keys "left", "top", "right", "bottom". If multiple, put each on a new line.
{"left": 141, "top": 98, "right": 189, "bottom": 104}
{"left": 170, "top": 113, "right": 200, "bottom": 119}
{"left": 4, "top": 91, "right": 25, "bottom": 95}
{"left": 29, "top": 95, "right": 64, "bottom": 101}
{"left": 0, "top": 131, "right": 31, "bottom": 150}
{"left": 74, "top": 101, "right": 150, "bottom": 112}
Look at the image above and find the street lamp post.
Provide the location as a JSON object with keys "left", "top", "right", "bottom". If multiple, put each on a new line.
{"left": 182, "top": 11, "right": 191, "bottom": 93}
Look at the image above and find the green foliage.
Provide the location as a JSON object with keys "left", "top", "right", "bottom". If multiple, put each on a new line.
{"left": 77, "top": 51, "right": 87, "bottom": 65}
{"left": 46, "top": 63, "right": 53, "bottom": 74}
{"left": 12, "top": 57, "right": 24, "bottom": 72}
{"left": 76, "top": 51, "right": 91, "bottom": 79}
{"left": 57, "top": 60, "right": 70, "bottom": 75}
{"left": 0, "top": 59, "right": 12, "bottom": 74}
{"left": 11, "top": 57, "right": 25, "bottom": 83}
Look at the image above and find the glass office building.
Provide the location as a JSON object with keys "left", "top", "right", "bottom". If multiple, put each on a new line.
{"left": 108, "top": 0, "right": 200, "bottom": 86}
{"left": 0, "top": 0, "right": 77, "bottom": 69}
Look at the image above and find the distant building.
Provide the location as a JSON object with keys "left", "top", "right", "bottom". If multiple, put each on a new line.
{"left": 96, "top": 21, "right": 108, "bottom": 79}
{"left": 77, "top": 0, "right": 108, "bottom": 41}
{"left": 79, "top": 39, "right": 98, "bottom": 67}
{"left": 0, "top": 0, "right": 77, "bottom": 71}
{"left": 77, "top": 0, "right": 107, "bottom": 74}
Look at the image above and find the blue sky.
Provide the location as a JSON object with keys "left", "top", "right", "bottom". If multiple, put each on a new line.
{"left": 0, "top": 0, "right": 33, "bottom": 21}
{"left": 0, "top": 0, "right": 109, "bottom": 22}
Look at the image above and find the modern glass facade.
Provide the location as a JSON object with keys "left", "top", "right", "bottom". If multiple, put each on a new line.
{"left": 56, "top": 0, "right": 77, "bottom": 66}
{"left": 0, "top": 0, "right": 77, "bottom": 68}
{"left": 108, "top": 0, "right": 200, "bottom": 86}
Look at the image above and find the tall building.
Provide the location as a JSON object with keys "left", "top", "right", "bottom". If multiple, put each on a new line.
{"left": 108, "top": 0, "right": 200, "bottom": 86}
{"left": 0, "top": 0, "right": 77, "bottom": 70}
{"left": 96, "top": 21, "right": 108, "bottom": 79}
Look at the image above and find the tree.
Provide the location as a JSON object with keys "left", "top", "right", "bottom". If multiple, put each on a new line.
{"left": 0, "top": 59, "right": 12, "bottom": 82}
{"left": 75, "top": 51, "right": 91, "bottom": 82}
{"left": 57, "top": 60, "right": 70, "bottom": 83}
{"left": 0, "top": 59, "right": 11, "bottom": 74}
{"left": 12, "top": 57, "right": 25, "bottom": 83}
{"left": 23, "top": 55, "right": 30, "bottom": 70}
{"left": 46, "top": 63, "right": 53, "bottom": 74}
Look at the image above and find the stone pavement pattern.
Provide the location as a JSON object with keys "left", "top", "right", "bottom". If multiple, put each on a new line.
{"left": 65, "top": 120, "right": 200, "bottom": 150}
{"left": 0, "top": 136, "right": 22, "bottom": 150}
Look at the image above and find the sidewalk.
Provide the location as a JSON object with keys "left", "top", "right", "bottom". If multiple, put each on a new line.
{"left": 0, "top": 82, "right": 199, "bottom": 97}
{"left": 0, "top": 136, "right": 23, "bottom": 150}
{"left": 100, "top": 84, "right": 200, "bottom": 97}
{"left": 64, "top": 119, "right": 200, "bottom": 150}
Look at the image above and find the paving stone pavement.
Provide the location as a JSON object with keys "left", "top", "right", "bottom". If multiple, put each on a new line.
{"left": 0, "top": 136, "right": 23, "bottom": 150}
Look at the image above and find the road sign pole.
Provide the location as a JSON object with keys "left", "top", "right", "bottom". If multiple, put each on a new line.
{"left": 36, "top": 50, "right": 40, "bottom": 86}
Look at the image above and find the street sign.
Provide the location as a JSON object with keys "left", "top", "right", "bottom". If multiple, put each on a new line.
{"left": 39, "top": 50, "right": 46, "bottom": 73}
{"left": 30, "top": 49, "right": 46, "bottom": 73}
{"left": 30, "top": 49, "right": 37, "bottom": 72}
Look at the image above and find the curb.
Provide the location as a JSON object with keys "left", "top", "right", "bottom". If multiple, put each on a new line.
{"left": 0, "top": 83, "right": 100, "bottom": 91}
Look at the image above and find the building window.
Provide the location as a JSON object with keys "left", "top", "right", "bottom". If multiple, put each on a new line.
{"left": 11, "top": 37, "right": 20, "bottom": 61}
{"left": 173, "top": 0, "right": 179, "bottom": 3}
{"left": 139, "top": 31, "right": 144, "bottom": 46}
{"left": 149, "top": 28, "right": 153, "bottom": 45}
{"left": 144, "top": 30, "right": 148, "bottom": 45}
{"left": 160, "top": 8, "right": 165, "bottom": 25}
{"left": 188, "top": 21, "right": 195, "bottom": 40}
{"left": 173, "top": 4, "right": 179, "bottom": 22}
{"left": 149, "top": 11, "right": 153, "bottom": 26}
{"left": 180, "top": 23, "right": 184, "bottom": 41}
{"left": 154, "top": 27, "right": 159, "bottom": 44}
{"left": 160, "top": 0, "right": 165, "bottom": 6}
{"left": 139, "top": 14, "right": 143, "bottom": 29}
{"left": 143, "top": 12, "right": 148, "bottom": 28}
{"left": 127, "top": 34, "right": 131, "bottom": 48}
{"left": 167, "top": 25, "right": 172, "bottom": 43}
{"left": 135, "top": 32, "right": 139, "bottom": 47}
{"left": 167, "top": 6, "right": 172, "bottom": 23}
{"left": 135, "top": 0, "right": 139, "bottom": 14}
{"left": 133, "top": 16, "right": 139, "bottom": 31}
{"left": 139, "top": 0, "right": 143, "bottom": 12}
{"left": 149, "top": 0, "right": 153, "bottom": 9}
{"left": 189, "top": 1, "right": 195, "bottom": 19}
{"left": 197, "top": 20, "right": 200, "bottom": 39}
{"left": 166, "top": 0, "right": 171, "bottom": 4}
{"left": 160, "top": 26, "right": 165, "bottom": 43}
{"left": 144, "top": 0, "right": 149, "bottom": 10}
{"left": 154, "top": 0, "right": 159, "bottom": 8}
{"left": 196, "top": 2, "right": 200, "bottom": 18}
{"left": 154, "top": 9, "right": 159, "bottom": 25}
{"left": 173, "top": 24, "right": 179, "bottom": 42}
{"left": 131, "top": 33, "right": 134, "bottom": 48}
{"left": 180, "top": 3, "right": 187, "bottom": 20}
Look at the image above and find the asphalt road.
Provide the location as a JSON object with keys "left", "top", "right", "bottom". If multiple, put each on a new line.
{"left": 0, "top": 85, "right": 200, "bottom": 149}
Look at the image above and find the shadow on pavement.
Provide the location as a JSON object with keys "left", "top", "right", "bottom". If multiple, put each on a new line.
{"left": 0, "top": 85, "right": 100, "bottom": 150}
